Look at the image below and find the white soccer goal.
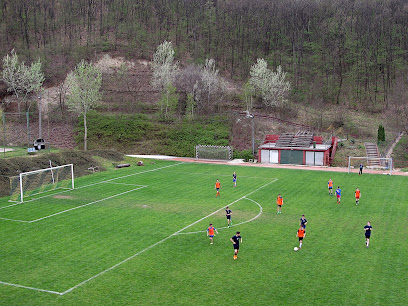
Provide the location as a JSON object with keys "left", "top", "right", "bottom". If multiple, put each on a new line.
{"left": 195, "top": 145, "right": 233, "bottom": 160}
{"left": 9, "top": 164, "right": 74, "bottom": 202}
{"left": 348, "top": 156, "right": 393, "bottom": 175}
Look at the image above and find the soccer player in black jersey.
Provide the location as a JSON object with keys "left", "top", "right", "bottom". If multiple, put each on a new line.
{"left": 230, "top": 232, "right": 242, "bottom": 260}
{"left": 226, "top": 206, "right": 232, "bottom": 228}
{"left": 300, "top": 215, "right": 307, "bottom": 231}
{"left": 233, "top": 171, "right": 237, "bottom": 187}
{"left": 364, "top": 221, "right": 372, "bottom": 248}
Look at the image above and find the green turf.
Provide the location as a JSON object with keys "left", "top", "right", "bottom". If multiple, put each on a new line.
{"left": 0, "top": 160, "right": 407, "bottom": 305}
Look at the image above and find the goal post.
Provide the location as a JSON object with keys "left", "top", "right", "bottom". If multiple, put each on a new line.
{"left": 9, "top": 164, "right": 74, "bottom": 202}
{"left": 347, "top": 156, "right": 393, "bottom": 175}
{"left": 195, "top": 145, "right": 233, "bottom": 160}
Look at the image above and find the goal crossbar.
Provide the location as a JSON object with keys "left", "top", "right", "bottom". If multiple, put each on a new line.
{"left": 10, "top": 164, "right": 74, "bottom": 202}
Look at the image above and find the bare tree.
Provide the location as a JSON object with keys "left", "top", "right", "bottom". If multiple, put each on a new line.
{"left": 174, "top": 64, "right": 203, "bottom": 117}
{"left": 242, "top": 81, "right": 255, "bottom": 113}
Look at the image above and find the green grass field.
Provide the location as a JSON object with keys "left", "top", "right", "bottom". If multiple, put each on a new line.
{"left": 1, "top": 160, "right": 407, "bottom": 305}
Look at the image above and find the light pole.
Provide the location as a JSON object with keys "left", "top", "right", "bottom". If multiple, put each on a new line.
{"left": 38, "top": 95, "right": 42, "bottom": 140}
{"left": 247, "top": 112, "right": 255, "bottom": 157}
{"left": 251, "top": 114, "right": 255, "bottom": 157}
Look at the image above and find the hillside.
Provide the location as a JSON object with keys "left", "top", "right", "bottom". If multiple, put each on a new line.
{"left": 1, "top": 53, "right": 405, "bottom": 167}
{"left": 0, "top": 0, "right": 407, "bottom": 163}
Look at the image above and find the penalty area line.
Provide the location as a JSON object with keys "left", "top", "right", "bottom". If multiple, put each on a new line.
{"left": 1, "top": 177, "right": 276, "bottom": 295}
{"left": 18, "top": 162, "right": 185, "bottom": 205}
{"left": 27, "top": 186, "right": 147, "bottom": 223}
{"left": 0, "top": 281, "right": 63, "bottom": 296}
{"left": 59, "top": 178, "right": 277, "bottom": 295}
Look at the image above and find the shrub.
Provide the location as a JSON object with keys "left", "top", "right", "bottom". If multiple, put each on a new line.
{"left": 233, "top": 149, "right": 253, "bottom": 162}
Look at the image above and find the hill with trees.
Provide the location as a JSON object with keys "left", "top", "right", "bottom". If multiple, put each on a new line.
{"left": 0, "top": 0, "right": 407, "bottom": 163}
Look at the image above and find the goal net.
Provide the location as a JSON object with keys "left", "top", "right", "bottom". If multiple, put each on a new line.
{"left": 195, "top": 145, "right": 233, "bottom": 160}
{"left": 347, "top": 156, "right": 393, "bottom": 175}
{"left": 9, "top": 164, "right": 74, "bottom": 202}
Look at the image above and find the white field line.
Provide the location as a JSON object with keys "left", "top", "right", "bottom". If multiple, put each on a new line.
{"left": 159, "top": 170, "right": 271, "bottom": 180}
{"left": 0, "top": 281, "right": 63, "bottom": 296}
{"left": 26, "top": 186, "right": 147, "bottom": 223}
{"left": 0, "top": 163, "right": 185, "bottom": 294}
{"left": 178, "top": 197, "right": 263, "bottom": 235}
{"left": 0, "top": 202, "right": 25, "bottom": 210}
{"left": 59, "top": 178, "right": 277, "bottom": 295}
{"left": 0, "top": 182, "right": 147, "bottom": 222}
{"left": 104, "top": 182, "right": 145, "bottom": 186}
{"left": 0, "top": 217, "right": 30, "bottom": 223}
{"left": 12, "top": 162, "right": 185, "bottom": 205}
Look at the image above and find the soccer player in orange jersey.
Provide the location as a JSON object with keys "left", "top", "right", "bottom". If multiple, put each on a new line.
{"left": 207, "top": 223, "right": 219, "bottom": 245}
{"left": 276, "top": 194, "right": 283, "bottom": 214}
{"left": 296, "top": 227, "right": 306, "bottom": 249}
{"left": 215, "top": 179, "right": 222, "bottom": 197}
{"left": 328, "top": 179, "right": 333, "bottom": 195}
{"left": 355, "top": 188, "right": 361, "bottom": 205}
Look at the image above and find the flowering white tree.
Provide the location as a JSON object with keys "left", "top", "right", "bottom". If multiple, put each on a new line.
{"left": 249, "top": 58, "right": 290, "bottom": 107}
{"left": 151, "top": 41, "right": 178, "bottom": 117}
{"left": 66, "top": 60, "right": 102, "bottom": 151}
{"left": 202, "top": 58, "right": 219, "bottom": 108}
{"left": 2, "top": 49, "right": 44, "bottom": 113}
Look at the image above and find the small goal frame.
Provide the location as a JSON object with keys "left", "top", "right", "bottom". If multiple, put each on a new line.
{"left": 11, "top": 164, "right": 74, "bottom": 203}
{"left": 195, "top": 145, "right": 233, "bottom": 160}
{"left": 347, "top": 156, "right": 393, "bottom": 175}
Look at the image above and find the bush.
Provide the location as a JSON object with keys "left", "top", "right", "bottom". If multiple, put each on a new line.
{"left": 233, "top": 149, "right": 253, "bottom": 162}
{"left": 377, "top": 125, "right": 385, "bottom": 143}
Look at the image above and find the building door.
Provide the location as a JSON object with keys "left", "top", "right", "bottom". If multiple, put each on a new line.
{"left": 280, "top": 150, "right": 303, "bottom": 164}
{"left": 269, "top": 150, "right": 279, "bottom": 164}
{"left": 261, "top": 150, "right": 270, "bottom": 163}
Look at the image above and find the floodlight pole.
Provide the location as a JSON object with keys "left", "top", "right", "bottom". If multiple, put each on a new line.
{"left": 251, "top": 114, "right": 255, "bottom": 157}
{"left": 26, "top": 111, "right": 30, "bottom": 148}
{"left": 2, "top": 113, "right": 5, "bottom": 158}
{"left": 38, "top": 95, "right": 42, "bottom": 139}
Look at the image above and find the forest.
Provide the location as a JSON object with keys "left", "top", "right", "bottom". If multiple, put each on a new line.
{"left": 0, "top": 0, "right": 407, "bottom": 148}
{"left": 0, "top": 0, "right": 407, "bottom": 109}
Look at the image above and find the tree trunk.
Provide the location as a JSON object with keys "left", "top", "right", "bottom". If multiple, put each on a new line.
{"left": 84, "top": 111, "right": 87, "bottom": 151}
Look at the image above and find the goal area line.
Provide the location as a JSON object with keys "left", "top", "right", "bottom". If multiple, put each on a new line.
{"left": 0, "top": 177, "right": 277, "bottom": 295}
{"left": 1, "top": 162, "right": 187, "bottom": 223}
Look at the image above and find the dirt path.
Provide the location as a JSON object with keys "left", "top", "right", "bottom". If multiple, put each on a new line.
{"left": 385, "top": 132, "right": 405, "bottom": 159}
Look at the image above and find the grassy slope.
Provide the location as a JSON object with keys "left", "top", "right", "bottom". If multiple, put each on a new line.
{"left": 0, "top": 160, "right": 407, "bottom": 305}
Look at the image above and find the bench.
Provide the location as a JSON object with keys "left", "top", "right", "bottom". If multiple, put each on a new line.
{"left": 116, "top": 163, "right": 131, "bottom": 168}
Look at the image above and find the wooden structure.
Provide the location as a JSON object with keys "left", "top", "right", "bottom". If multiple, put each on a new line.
{"left": 258, "top": 132, "right": 337, "bottom": 166}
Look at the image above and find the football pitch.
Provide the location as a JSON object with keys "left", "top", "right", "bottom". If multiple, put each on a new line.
{"left": 0, "top": 160, "right": 407, "bottom": 304}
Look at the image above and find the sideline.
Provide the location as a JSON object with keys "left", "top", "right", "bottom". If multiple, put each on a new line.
{"left": 127, "top": 155, "right": 408, "bottom": 176}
